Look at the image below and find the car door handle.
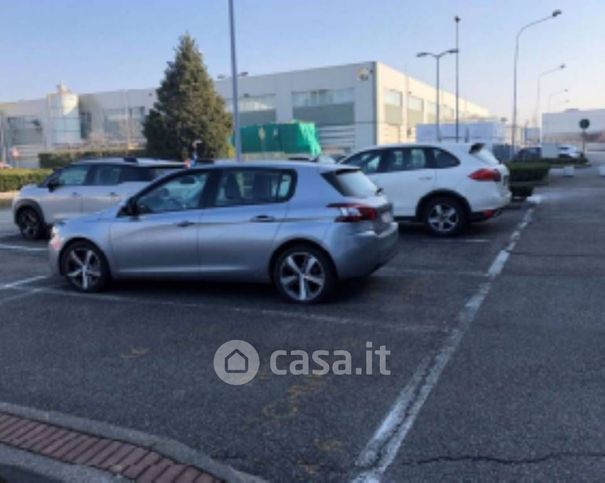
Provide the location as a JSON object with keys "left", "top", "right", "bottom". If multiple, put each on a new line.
{"left": 418, "top": 176, "right": 433, "bottom": 181}
{"left": 108, "top": 192, "right": 120, "bottom": 197}
{"left": 71, "top": 192, "right": 81, "bottom": 197}
{"left": 250, "top": 215, "right": 276, "bottom": 223}
{"left": 176, "top": 220, "right": 195, "bottom": 227}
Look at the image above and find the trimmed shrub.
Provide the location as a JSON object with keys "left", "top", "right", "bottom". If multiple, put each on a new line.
{"left": 39, "top": 148, "right": 149, "bottom": 169}
{"left": 0, "top": 169, "right": 52, "bottom": 192}
{"left": 510, "top": 185, "right": 534, "bottom": 199}
{"left": 506, "top": 162, "right": 551, "bottom": 183}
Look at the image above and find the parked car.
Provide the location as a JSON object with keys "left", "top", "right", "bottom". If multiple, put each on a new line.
{"left": 49, "top": 162, "right": 398, "bottom": 304}
{"left": 515, "top": 146, "right": 542, "bottom": 162}
{"left": 340, "top": 143, "right": 511, "bottom": 236}
{"left": 12, "top": 158, "right": 183, "bottom": 240}
{"left": 0, "top": 162, "right": 13, "bottom": 169}
{"left": 557, "top": 144, "right": 582, "bottom": 159}
{"left": 516, "top": 144, "right": 583, "bottom": 161}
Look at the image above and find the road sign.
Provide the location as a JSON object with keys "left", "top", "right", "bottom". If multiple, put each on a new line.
{"left": 579, "top": 119, "right": 590, "bottom": 130}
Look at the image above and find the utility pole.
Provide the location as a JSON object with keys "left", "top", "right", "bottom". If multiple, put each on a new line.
{"left": 455, "top": 16, "right": 460, "bottom": 142}
{"left": 417, "top": 49, "right": 458, "bottom": 142}
{"left": 228, "top": 0, "right": 242, "bottom": 161}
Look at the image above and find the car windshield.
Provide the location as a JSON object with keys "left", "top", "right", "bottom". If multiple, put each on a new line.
{"left": 146, "top": 166, "right": 183, "bottom": 179}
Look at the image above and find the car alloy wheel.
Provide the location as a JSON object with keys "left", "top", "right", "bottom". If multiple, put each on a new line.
{"left": 279, "top": 252, "right": 325, "bottom": 302}
{"left": 274, "top": 245, "right": 336, "bottom": 304}
{"left": 427, "top": 204, "right": 459, "bottom": 234}
{"left": 423, "top": 196, "right": 467, "bottom": 237}
{"left": 18, "top": 208, "right": 43, "bottom": 240}
{"left": 62, "top": 242, "right": 109, "bottom": 292}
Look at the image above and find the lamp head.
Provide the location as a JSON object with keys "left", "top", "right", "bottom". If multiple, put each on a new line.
{"left": 552, "top": 9, "right": 562, "bottom": 17}
{"left": 447, "top": 48, "right": 459, "bottom": 54}
{"left": 559, "top": 64, "right": 566, "bottom": 69}
{"left": 417, "top": 52, "right": 429, "bottom": 58}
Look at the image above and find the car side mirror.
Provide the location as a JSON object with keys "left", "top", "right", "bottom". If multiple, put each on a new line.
{"left": 47, "top": 180, "right": 59, "bottom": 192}
{"left": 124, "top": 197, "right": 139, "bottom": 217}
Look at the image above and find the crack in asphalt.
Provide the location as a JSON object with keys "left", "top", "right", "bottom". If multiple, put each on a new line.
{"left": 399, "top": 451, "right": 605, "bottom": 467}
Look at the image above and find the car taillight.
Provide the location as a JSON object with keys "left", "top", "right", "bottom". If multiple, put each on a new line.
{"left": 469, "top": 168, "right": 502, "bottom": 182}
{"left": 328, "top": 203, "right": 377, "bottom": 222}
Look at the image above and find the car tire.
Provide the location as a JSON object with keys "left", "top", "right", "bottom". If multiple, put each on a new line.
{"left": 272, "top": 244, "right": 336, "bottom": 304}
{"left": 17, "top": 207, "right": 45, "bottom": 240}
{"left": 422, "top": 196, "right": 467, "bottom": 237}
{"left": 61, "top": 241, "right": 110, "bottom": 293}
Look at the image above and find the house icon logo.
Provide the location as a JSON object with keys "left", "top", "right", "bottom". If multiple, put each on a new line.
{"left": 214, "top": 340, "right": 260, "bottom": 385}
{"left": 225, "top": 349, "right": 248, "bottom": 373}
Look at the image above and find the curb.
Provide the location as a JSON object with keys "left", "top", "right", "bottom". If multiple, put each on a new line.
{"left": 0, "top": 402, "right": 264, "bottom": 483}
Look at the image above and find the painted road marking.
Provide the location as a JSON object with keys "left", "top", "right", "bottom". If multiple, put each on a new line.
{"left": 0, "top": 243, "right": 47, "bottom": 252}
{"left": 352, "top": 207, "right": 535, "bottom": 482}
{"left": 3, "top": 284, "right": 445, "bottom": 335}
{"left": 0, "top": 275, "right": 50, "bottom": 289}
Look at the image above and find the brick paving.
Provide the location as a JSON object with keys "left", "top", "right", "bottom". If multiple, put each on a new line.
{"left": 0, "top": 412, "right": 222, "bottom": 483}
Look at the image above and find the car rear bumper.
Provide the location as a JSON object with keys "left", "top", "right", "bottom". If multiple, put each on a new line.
{"left": 328, "top": 222, "right": 399, "bottom": 279}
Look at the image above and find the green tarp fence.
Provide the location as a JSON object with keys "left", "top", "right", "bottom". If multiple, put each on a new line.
{"left": 238, "top": 122, "right": 322, "bottom": 156}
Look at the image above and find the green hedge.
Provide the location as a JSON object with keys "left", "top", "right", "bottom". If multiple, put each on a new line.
{"left": 506, "top": 162, "right": 551, "bottom": 183}
{"left": 0, "top": 169, "right": 52, "bottom": 192}
{"left": 39, "top": 148, "right": 148, "bottom": 169}
{"left": 506, "top": 162, "right": 551, "bottom": 199}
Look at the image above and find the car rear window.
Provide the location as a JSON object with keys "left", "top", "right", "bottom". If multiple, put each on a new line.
{"left": 323, "top": 169, "right": 378, "bottom": 198}
{"left": 472, "top": 147, "right": 500, "bottom": 166}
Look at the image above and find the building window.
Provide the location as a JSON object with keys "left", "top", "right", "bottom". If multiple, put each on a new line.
{"left": 103, "top": 107, "right": 145, "bottom": 141}
{"left": 408, "top": 96, "right": 423, "bottom": 112}
{"left": 7, "top": 116, "right": 44, "bottom": 145}
{"left": 292, "top": 88, "right": 354, "bottom": 108}
{"left": 384, "top": 89, "right": 403, "bottom": 107}
{"left": 80, "top": 111, "right": 92, "bottom": 139}
{"left": 224, "top": 95, "right": 276, "bottom": 113}
{"left": 425, "top": 102, "right": 437, "bottom": 115}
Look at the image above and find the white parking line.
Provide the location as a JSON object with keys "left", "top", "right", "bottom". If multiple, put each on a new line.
{"left": 3, "top": 285, "right": 446, "bottom": 335}
{"left": 0, "top": 243, "right": 47, "bottom": 252}
{"left": 352, "top": 207, "right": 535, "bottom": 482}
{"left": 1, "top": 275, "right": 50, "bottom": 289}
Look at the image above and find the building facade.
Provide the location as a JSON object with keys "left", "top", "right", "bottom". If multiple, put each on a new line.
{"left": 0, "top": 62, "right": 489, "bottom": 167}
{"left": 543, "top": 108, "right": 605, "bottom": 149}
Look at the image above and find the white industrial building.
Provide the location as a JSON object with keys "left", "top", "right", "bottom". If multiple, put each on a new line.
{"left": 0, "top": 62, "right": 489, "bottom": 167}
{"left": 542, "top": 108, "right": 605, "bottom": 149}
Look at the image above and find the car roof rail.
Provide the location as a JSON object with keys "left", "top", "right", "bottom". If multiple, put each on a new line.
{"left": 123, "top": 157, "right": 138, "bottom": 164}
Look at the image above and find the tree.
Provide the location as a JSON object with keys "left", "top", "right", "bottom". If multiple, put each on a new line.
{"left": 144, "top": 34, "right": 232, "bottom": 160}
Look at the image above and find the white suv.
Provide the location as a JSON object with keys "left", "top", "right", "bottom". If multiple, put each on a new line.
{"left": 12, "top": 158, "right": 182, "bottom": 239}
{"left": 341, "top": 143, "right": 511, "bottom": 236}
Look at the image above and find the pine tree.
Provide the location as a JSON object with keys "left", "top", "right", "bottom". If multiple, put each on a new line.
{"left": 144, "top": 34, "right": 232, "bottom": 160}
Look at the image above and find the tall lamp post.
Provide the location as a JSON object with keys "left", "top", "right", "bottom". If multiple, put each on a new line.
{"left": 548, "top": 88, "right": 569, "bottom": 111}
{"left": 511, "top": 9, "right": 562, "bottom": 156}
{"left": 417, "top": 49, "right": 458, "bottom": 142}
{"left": 454, "top": 16, "right": 461, "bottom": 142}
{"left": 536, "top": 64, "right": 565, "bottom": 124}
{"left": 228, "top": 0, "right": 242, "bottom": 161}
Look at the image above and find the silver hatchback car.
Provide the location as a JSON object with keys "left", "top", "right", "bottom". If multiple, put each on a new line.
{"left": 49, "top": 161, "right": 398, "bottom": 303}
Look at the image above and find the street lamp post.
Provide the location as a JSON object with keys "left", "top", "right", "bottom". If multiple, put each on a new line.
{"left": 536, "top": 64, "right": 565, "bottom": 128}
{"left": 455, "top": 16, "right": 461, "bottom": 142}
{"left": 228, "top": 0, "right": 242, "bottom": 161}
{"left": 547, "top": 88, "right": 569, "bottom": 112}
{"left": 417, "top": 49, "right": 458, "bottom": 142}
{"left": 511, "top": 9, "right": 562, "bottom": 157}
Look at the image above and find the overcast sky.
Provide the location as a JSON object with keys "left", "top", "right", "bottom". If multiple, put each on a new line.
{"left": 1, "top": 0, "right": 602, "bottom": 123}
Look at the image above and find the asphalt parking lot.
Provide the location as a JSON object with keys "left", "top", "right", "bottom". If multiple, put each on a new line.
{"left": 1, "top": 160, "right": 604, "bottom": 481}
